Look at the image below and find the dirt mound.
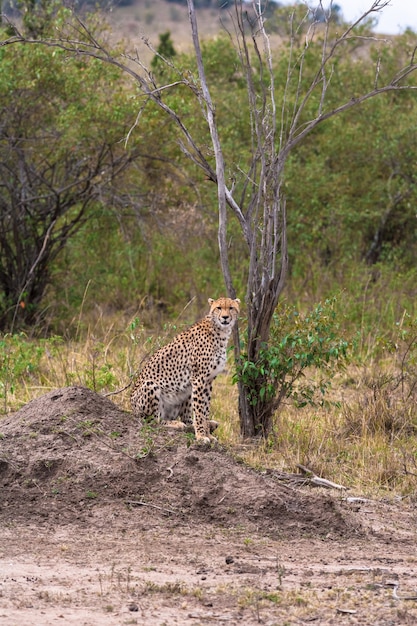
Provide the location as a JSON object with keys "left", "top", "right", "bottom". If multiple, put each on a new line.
{"left": 0, "top": 386, "right": 355, "bottom": 537}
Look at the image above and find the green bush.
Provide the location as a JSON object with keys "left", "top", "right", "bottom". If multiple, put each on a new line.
{"left": 0, "top": 333, "right": 49, "bottom": 411}
{"left": 234, "top": 298, "right": 350, "bottom": 416}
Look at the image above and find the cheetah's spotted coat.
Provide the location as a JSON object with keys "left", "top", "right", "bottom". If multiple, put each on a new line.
{"left": 130, "top": 297, "right": 240, "bottom": 443}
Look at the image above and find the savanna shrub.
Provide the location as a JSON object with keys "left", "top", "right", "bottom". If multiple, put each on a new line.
{"left": 234, "top": 298, "right": 350, "bottom": 421}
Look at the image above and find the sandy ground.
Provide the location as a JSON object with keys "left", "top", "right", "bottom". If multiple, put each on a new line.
{"left": 1, "top": 387, "right": 417, "bottom": 625}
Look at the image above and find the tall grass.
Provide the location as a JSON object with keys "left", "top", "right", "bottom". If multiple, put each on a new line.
{"left": 0, "top": 311, "right": 141, "bottom": 414}
{"left": 2, "top": 273, "right": 417, "bottom": 497}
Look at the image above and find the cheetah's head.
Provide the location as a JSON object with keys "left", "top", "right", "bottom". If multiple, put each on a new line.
{"left": 208, "top": 297, "right": 240, "bottom": 331}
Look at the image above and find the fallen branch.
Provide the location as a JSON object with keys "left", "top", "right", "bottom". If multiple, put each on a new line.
{"left": 388, "top": 583, "right": 417, "bottom": 601}
{"left": 297, "top": 464, "right": 348, "bottom": 490}
{"left": 271, "top": 464, "right": 347, "bottom": 490}
{"left": 125, "top": 499, "right": 179, "bottom": 516}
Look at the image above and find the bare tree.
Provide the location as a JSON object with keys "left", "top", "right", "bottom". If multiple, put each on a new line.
{"left": 0, "top": 128, "right": 138, "bottom": 330}
{"left": 2, "top": 0, "right": 417, "bottom": 434}
{"left": 184, "top": 0, "right": 417, "bottom": 437}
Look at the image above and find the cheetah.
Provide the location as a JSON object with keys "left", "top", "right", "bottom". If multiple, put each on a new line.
{"left": 130, "top": 297, "right": 240, "bottom": 443}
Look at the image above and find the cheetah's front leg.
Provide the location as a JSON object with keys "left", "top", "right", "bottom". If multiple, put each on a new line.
{"left": 191, "top": 379, "right": 215, "bottom": 444}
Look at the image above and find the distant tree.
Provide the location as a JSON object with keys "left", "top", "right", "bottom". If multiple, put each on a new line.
{"left": 313, "top": 2, "right": 343, "bottom": 25}
{"left": 0, "top": 9, "right": 144, "bottom": 331}
{"left": 151, "top": 31, "right": 177, "bottom": 73}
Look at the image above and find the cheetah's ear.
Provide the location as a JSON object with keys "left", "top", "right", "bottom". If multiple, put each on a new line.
{"left": 208, "top": 298, "right": 214, "bottom": 305}
{"left": 234, "top": 298, "right": 241, "bottom": 305}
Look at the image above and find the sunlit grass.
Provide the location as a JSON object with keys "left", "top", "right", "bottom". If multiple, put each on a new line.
{"left": 0, "top": 311, "right": 143, "bottom": 413}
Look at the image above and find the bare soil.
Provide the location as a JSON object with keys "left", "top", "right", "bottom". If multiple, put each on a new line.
{"left": 1, "top": 386, "right": 417, "bottom": 625}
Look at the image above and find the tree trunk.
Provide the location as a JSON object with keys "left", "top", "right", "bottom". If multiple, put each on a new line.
{"left": 238, "top": 281, "right": 287, "bottom": 438}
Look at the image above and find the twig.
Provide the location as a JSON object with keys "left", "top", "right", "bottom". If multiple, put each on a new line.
{"left": 125, "top": 500, "right": 178, "bottom": 516}
{"left": 387, "top": 583, "right": 417, "bottom": 601}
{"left": 187, "top": 614, "right": 234, "bottom": 621}
{"left": 166, "top": 459, "right": 180, "bottom": 479}
{"left": 102, "top": 381, "right": 132, "bottom": 397}
{"left": 297, "top": 464, "right": 348, "bottom": 490}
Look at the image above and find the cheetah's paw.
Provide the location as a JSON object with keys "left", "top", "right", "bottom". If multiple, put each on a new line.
{"left": 195, "top": 433, "right": 217, "bottom": 446}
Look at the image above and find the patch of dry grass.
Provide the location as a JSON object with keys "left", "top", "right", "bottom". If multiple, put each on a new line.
{"left": 212, "top": 350, "right": 417, "bottom": 497}
{"left": 0, "top": 311, "right": 141, "bottom": 414}
{"left": 2, "top": 309, "right": 417, "bottom": 497}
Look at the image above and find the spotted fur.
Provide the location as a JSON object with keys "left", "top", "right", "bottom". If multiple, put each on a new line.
{"left": 130, "top": 297, "right": 240, "bottom": 443}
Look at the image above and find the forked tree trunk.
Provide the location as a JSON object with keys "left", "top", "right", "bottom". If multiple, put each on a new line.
{"left": 238, "top": 245, "right": 288, "bottom": 437}
{"left": 187, "top": 0, "right": 289, "bottom": 437}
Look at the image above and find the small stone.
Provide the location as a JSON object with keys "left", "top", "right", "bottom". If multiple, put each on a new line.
{"left": 128, "top": 603, "right": 139, "bottom": 612}
{"left": 225, "top": 556, "right": 234, "bottom": 564}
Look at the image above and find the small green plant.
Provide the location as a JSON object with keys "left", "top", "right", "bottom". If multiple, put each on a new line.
{"left": 0, "top": 333, "right": 48, "bottom": 413}
{"left": 84, "top": 342, "right": 118, "bottom": 393}
{"left": 151, "top": 31, "right": 177, "bottom": 73}
{"left": 136, "top": 419, "right": 159, "bottom": 459}
{"left": 184, "top": 431, "right": 195, "bottom": 447}
{"left": 77, "top": 419, "right": 97, "bottom": 437}
{"left": 129, "top": 317, "right": 144, "bottom": 345}
{"left": 234, "top": 298, "right": 350, "bottom": 435}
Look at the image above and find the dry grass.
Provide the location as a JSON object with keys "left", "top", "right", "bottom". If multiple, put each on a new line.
{"left": 212, "top": 358, "right": 417, "bottom": 497}
{"left": 2, "top": 309, "right": 417, "bottom": 498}
{"left": 0, "top": 310, "right": 139, "bottom": 414}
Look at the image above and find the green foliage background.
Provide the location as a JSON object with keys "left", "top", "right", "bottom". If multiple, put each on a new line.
{"left": 2, "top": 3, "right": 417, "bottom": 484}
{"left": 1, "top": 7, "right": 417, "bottom": 343}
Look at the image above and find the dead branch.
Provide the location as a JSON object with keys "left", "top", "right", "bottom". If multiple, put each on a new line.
{"left": 271, "top": 464, "right": 347, "bottom": 490}
{"left": 387, "top": 582, "right": 417, "bottom": 601}
{"left": 125, "top": 500, "right": 179, "bottom": 516}
{"left": 297, "top": 464, "right": 348, "bottom": 490}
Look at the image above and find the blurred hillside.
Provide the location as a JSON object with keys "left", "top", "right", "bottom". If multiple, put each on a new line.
{"left": 110, "top": 0, "right": 236, "bottom": 53}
